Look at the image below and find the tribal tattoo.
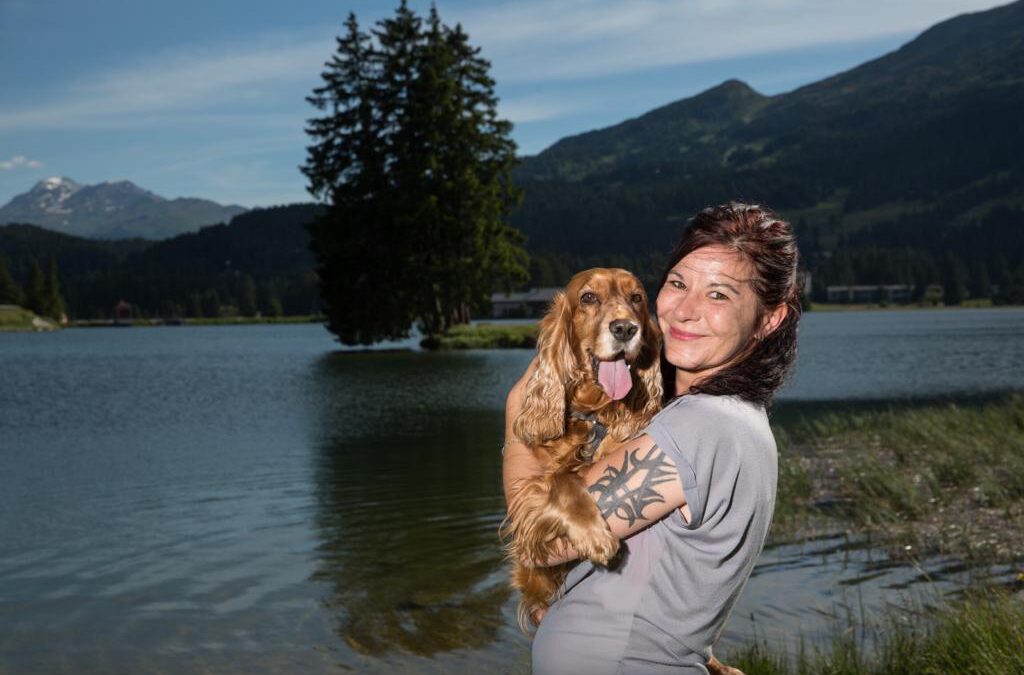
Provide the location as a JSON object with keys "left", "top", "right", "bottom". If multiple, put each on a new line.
{"left": 587, "top": 444, "right": 675, "bottom": 526}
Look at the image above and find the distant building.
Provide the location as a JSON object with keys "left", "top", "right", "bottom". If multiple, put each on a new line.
{"left": 490, "top": 287, "right": 560, "bottom": 318}
{"left": 825, "top": 284, "right": 915, "bottom": 304}
{"left": 113, "top": 300, "right": 134, "bottom": 326}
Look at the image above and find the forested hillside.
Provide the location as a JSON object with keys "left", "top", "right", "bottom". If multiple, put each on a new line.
{"left": 511, "top": 0, "right": 1024, "bottom": 300}
{"left": 3, "top": 2, "right": 1024, "bottom": 316}
{"left": 0, "top": 204, "right": 322, "bottom": 319}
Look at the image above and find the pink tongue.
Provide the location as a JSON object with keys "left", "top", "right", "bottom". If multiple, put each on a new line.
{"left": 598, "top": 359, "right": 633, "bottom": 400}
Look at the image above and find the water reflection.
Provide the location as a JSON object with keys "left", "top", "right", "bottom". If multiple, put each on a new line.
{"left": 307, "top": 350, "right": 523, "bottom": 658}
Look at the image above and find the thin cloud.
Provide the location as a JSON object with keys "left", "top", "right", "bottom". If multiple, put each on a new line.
{"left": 0, "top": 155, "right": 44, "bottom": 170}
{"left": 0, "top": 28, "right": 333, "bottom": 130}
{"left": 0, "top": 0, "right": 1003, "bottom": 131}
{"left": 499, "top": 96, "right": 589, "bottom": 124}
{"left": 457, "top": 0, "right": 1006, "bottom": 83}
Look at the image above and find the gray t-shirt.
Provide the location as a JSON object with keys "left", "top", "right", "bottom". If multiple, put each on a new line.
{"left": 531, "top": 393, "right": 778, "bottom": 675}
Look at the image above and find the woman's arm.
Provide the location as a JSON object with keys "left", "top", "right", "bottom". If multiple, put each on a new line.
{"left": 539, "top": 434, "right": 689, "bottom": 566}
{"left": 502, "top": 358, "right": 543, "bottom": 505}
{"left": 502, "top": 360, "right": 689, "bottom": 567}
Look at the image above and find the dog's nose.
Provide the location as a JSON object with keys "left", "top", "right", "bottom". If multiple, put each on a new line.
{"left": 609, "top": 319, "right": 639, "bottom": 342}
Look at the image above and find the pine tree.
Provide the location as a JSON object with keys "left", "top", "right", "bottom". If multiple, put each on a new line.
{"left": 24, "top": 259, "right": 46, "bottom": 316}
{"left": 942, "top": 254, "right": 968, "bottom": 306}
{"left": 201, "top": 289, "right": 221, "bottom": 318}
{"left": 0, "top": 255, "right": 22, "bottom": 306}
{"left": 302, "top": 11, "right": 411, "bottom": 344}
{"left": 301, "top": 3, "right": 527, "bottom": 345}
{"left": 239, "top": 274, "right": 258, "bottom": 316}
{"left": 43, "top": 256, "right": 66, "bottom": 320}
{"left": 969, "top": 259, "right": 991, "bottom": 299}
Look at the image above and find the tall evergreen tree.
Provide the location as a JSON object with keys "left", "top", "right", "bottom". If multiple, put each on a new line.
{"left": 301, "top": 2, "right": 526, "bottom": 345}
{"left": 0, "top": 255, "right": 22, "bottom": 306}
{"left": 43, "top": 256, "right": 66, "bottom": 320}
{"left": 942, "top": 254, "right": 968, "bottom": 306}
{"left": 239, "top": 274, "right": 258, "bottom": 316}
{"left": 969, "top": 259, "right": 991, "bottom": 299}
{"left": 24, "top": 258, "right": 46, "bottom": 316}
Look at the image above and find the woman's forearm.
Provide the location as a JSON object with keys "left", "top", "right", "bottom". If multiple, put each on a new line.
{"left": 502, "top": 378, "right": 545, "bottom": 504}
{"left": 502, "top": 357, "right": 579, "bottom": 566}
{"left": 502, "top": 358, "right": 545, "bottom": 505}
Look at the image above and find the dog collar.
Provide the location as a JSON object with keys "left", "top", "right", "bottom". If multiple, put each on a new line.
{"left": 570, "top": 411, "right": 608, "bottom": 462}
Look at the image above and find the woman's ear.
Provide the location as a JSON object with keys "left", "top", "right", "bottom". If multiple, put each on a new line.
{"left": 758, "top": 303, "right": 789, "bottom": 340}
{"left": 513, "top": 292, "right": 575, "bottom": 445}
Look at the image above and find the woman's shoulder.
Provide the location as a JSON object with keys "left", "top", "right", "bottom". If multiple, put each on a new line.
{"left": 657, "top": 393, "right": 766, "bottom": 425}
{"left": 649, "top": 393, "right": 771, "bottom": 452}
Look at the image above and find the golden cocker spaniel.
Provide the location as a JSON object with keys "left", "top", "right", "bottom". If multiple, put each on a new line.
{"left": 503, "top": 267, "right": 663, "bottom": 629}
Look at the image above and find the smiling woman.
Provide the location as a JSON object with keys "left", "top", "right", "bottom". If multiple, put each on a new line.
{"left": 504, "top": 202, "right": 803, "bottom": 675}
{"left": 657, "top": 205, "right": 801, "bottom": 403}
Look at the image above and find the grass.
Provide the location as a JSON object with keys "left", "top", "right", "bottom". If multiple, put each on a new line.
{"left": 727, "top": 590, "right": 1024, "bottom": 675}
{"left": 0, "top": 305, "right": 53, "bottom": 331}
{"left": 431, "top": 322, "right": 538, "bottom": 349}
{"left": 771, "top": 394, "right": 1024, "bottom": 564}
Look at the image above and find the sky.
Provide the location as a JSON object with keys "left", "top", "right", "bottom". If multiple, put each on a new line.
{"left": 0, "top": 0, "right": 1010, "bottom": 209}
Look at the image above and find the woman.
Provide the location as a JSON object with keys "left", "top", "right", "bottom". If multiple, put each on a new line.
{"left": 503, "top": 202, "right": 802, "bottom": 674}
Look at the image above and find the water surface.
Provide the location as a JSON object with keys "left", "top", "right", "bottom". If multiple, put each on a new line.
{"left": 1, "top": 308, "right": 1022, "bottom": 672}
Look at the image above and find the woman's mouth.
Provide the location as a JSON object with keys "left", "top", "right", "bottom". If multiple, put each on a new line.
{"left": 669, "top": 328, "right": 705, "bottom": 341}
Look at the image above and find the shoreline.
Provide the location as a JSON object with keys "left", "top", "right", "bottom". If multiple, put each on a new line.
{"left": 66, "top": 315, "right": 323, "bottom": 328}
{"left": 4, "top": 303, "right": 1023, "bottom": 334}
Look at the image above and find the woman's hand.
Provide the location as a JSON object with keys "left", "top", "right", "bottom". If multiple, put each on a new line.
{"left": 502, "top": 357, "right": 542, "bottom": 506}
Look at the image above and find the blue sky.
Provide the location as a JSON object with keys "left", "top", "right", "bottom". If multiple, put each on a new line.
{"left": 0, "top": 0, "right": 1009, "bottom": 208}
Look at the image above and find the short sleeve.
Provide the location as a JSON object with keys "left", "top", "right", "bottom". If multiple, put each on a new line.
{"left": 645, "top": 409, "right": 705, "bottom": 529}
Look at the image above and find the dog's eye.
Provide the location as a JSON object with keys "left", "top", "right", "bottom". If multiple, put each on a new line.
{"left": 630, "top": 293, "right": 643, "bottom": 304}
{"left": 581, "top": 291, "right": 599, "bottom": 305}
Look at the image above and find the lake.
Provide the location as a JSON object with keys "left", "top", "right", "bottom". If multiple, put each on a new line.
{"left": 1, "top": 308, "right": 1022, "bottom": 673}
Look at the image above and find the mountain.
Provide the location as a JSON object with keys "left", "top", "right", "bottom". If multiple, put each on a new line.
{"left": 3, "top": 2, "right": 1023, "bottom": 311}
{"left": 511, "top": 0, "right": 1024, "bottom": 276}
{"left": 0, "top": 204, "right": 323, "bottom": 319}
{"left": 0, "top": 177, "right": 248, "bottom": 240}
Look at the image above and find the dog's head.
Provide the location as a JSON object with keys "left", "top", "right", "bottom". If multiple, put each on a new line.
{"left": 514, "top": 268, "right": 662, "bottom": 445}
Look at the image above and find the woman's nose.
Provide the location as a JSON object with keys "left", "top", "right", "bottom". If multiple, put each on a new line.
{"left": 672, "top": 290, "right": 701, "bottom": 321}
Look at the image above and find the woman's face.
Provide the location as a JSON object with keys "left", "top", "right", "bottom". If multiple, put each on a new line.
{"left": 656, "top": 245, "right": 774, "bottom": 392}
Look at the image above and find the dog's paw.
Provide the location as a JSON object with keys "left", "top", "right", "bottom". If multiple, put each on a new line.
{"left": 567, "top": 521, "right": 619, "bottom": 566}
{"left": 706, "top": 656, "right": 745, "bottom": 675}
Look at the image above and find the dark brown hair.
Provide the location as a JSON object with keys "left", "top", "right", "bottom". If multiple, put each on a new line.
{"left": 659, "top": 202, "right": 802, "bottom": 408}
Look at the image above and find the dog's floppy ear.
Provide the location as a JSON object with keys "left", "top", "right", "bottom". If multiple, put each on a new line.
{"left": 635, "top": 310, "right": 664, "bottom": 422}
{"left": 514, "top": 291, "right": 576, "bottom": 445}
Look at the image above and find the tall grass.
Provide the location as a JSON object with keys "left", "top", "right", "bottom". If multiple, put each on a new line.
{"left": 728, "top": 590, "right": 1024, "bottom": 675}
{"left": 771, "top": 395, "right": 1024, "bottom": 562}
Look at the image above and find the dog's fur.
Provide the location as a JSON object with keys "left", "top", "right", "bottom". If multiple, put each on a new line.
{"left": 502, "top": 268, "right": 662, "bottom": 629}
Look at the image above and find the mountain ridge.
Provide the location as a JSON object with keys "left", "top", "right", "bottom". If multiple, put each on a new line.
{"left": 0, "top": 177, "right": 247, "bottom": 240}
{"left": 510, "top": 0, "right": 1024, "bottom": 262}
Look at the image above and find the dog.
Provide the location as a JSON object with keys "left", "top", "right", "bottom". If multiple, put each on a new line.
{"left": 502, "top": 267, "right": 663, "bottom": 628}
{"left": 502, "top": 267, "right": 746, "bottom": 675}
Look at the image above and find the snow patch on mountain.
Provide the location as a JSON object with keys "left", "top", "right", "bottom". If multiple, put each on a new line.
{"left": 0, "top": 177, "right": 246, "bottom": 240}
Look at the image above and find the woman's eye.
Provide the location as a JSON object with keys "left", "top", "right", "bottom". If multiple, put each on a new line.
{"left": 581, "top": 292, "right": 599, "bottom": 304}
{"left": 710, "top": 291, "right": 728, "bottom": 300}
{"left": 630, "top": 293, "right": 643, "bottom": 304}
{"left": 669, "top": 280, "right": 685, "bottom": 290}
